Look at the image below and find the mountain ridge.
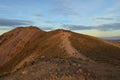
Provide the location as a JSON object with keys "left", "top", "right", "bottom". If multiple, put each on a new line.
{"left": 0, "top": 26, "right": 120, "bottom": 80}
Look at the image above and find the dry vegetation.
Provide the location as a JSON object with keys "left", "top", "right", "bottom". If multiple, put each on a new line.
{"left": 0, "top": 58, "right": 95, "bottom": 80}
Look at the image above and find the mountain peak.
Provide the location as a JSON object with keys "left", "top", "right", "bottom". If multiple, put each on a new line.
{"left": 14, "top": 26, "right": 43, "bottom": 31}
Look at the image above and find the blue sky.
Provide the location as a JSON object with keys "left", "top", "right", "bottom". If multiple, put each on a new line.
{"left": 0, "top": 0, "right": 120, "bottom": 38}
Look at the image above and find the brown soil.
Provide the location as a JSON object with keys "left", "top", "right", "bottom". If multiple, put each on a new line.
{"left": 0, "top": 26, "right": 120, "bottom": 80}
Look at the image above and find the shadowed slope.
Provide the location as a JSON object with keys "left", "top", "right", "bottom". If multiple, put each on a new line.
{"left": 70, "top": 32, "right": 120, "bottom": 65}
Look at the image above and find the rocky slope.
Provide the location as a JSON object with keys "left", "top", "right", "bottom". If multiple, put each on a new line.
{"left": 0, "top": 26, "right": 120, "bottom": 80}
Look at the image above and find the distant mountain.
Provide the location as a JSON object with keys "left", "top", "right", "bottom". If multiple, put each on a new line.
{"left": 0, "top": 26, "right": 120, "bottom": 80}
{"left": 101, "top": 36, "right": 120, "bottom": 40}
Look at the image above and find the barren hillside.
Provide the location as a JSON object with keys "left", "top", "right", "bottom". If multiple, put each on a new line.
{"left": 0, "top": 26, "right": 120, "bottom": 80}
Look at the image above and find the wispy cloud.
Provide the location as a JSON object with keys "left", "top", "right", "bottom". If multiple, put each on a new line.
{"left": 62, "top": 25, "right": 92, "bottom": 30}
{"left": 0, "top": 26, "right": 12, "bottom": 30}
{"left": 97, "top": 23, "right": 120, "bottom": 31}
{"left": 50, "top": 0, "right": 79, "bottom": 16}
{"left": 34, "top": 14, "right": 43, "bottom": 17}
{"left": 50, "top": 0, "right": 109, "bottom": 21}
{"left": 91, "top": 14, "right": 120, "bottom": 23}
{"left": 62, "top": 23, "right": 120, "bottom": 31}
{"left": 93, "top": 17, "right": 114, "bottom": 20}
{"left": 40, "top": 26, "right": 53, "bottom": 30}
{"left": 106, "top": 1, "right": 120, "bottom": 13}
{"left": 0, "top": 5, "right": 10, "bottom": 10}
{"left": 0, "top": 18, "right": 33, "bottom": 26}
{"left": 52, "top": 7, "right": 78, "bottom": 16}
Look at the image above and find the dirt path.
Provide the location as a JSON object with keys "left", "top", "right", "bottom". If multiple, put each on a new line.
{"left": 60, "top": 31, "right": 90, "bottom": 61}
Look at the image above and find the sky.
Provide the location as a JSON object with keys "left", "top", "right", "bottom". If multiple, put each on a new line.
{"left": 0, "top": 0, "right": 120, "bottom": 38}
